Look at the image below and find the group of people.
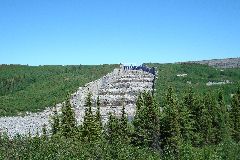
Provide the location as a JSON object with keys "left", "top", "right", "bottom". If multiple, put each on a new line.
{"left": 123, "top": 65, "right": 156, "bottom": 75}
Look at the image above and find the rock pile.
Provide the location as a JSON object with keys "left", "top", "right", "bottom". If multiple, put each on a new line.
{"left": 206, "top": 80, "right": 231, "bottom": 86}
{"left": 71, "top": 65, "right": 155, "bottom": 121}
{"left": 182, "top": 58, "right": 240, "bottom": 68}
{"left": 0, "top": 65, "right": 155, "bottom": 137}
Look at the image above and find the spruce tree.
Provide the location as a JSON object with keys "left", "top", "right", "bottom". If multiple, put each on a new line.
{"left": 136, "top": 93, "right": 144, "bottom": 110}
{"left": 95, "top": 96, "right": 102, "bottom": 129}
{"left": 42, "top": 123, "right": 47, "bottom": 139}
{"left": 82, "top": 93, "right": 100, "bottom": 142}
{"left": 95, "top": 96, "right": 103, "bottom": 140}
{"left": 60, "top": 94, "right": 77, "bottom": 138}
{"left": 51, "top": 106, "right": 60, "bottom": 135}
{"left": 189, "top": 94, "right": 203, "bottom": 146}
{"left": 183, "top": 88, "right": 195, "bottom": 110}
{"left": 119, "top": 101, "right": 132, "bottom": 144}
{"left": 208, "top": 93, "right": 219, "bottom": 144}
{"left": 230, "top": 88, "right": 240, "bottom": 142}
{"left": 132, "top": 93, "right": 145, "bottom": 146}
{"left": 161, "top": 87, "right": 181, "bottom": 155}
{"left": 200, "top": 94, "right": 214, "bottom": 145}
{"left": 132, "top": 92, "right": 160, "bottom": 149}
{"left": 211, "top": 91, "right": 230, "bottom": 144}
{"left": 105, "top": 112, "right": 121, "bottom": 144}
{"left": 179, "top": 103, "right": 194, "bottom": 143}
{"left": 216, "top": 90, "right": 230, "bottom": 142}
{"left": 180, "top": 88, "right": 195, "bottom": 143}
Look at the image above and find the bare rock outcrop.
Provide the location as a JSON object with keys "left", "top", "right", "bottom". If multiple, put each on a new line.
{"left": 182, "top": 57, "right": 240, "bottom": 68}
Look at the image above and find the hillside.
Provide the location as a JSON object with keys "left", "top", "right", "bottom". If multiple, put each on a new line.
{"left": 0, "top": 64, "right": 118, "bottom": 116}
{"left": 147, "top": 63, "right": 240, "bottom": 104}
{"left": 182, "top": 57, "right": 240, "bottom": 68}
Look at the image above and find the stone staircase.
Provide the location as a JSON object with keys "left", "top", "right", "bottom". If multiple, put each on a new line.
{"left": 0, "top": 65, "right": 155, "bottom": 137}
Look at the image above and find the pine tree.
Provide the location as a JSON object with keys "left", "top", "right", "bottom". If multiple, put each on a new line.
{"left": 230, "top": 88, "right": 240, "bottom": 142}
{"left": 60, "top": 94, "right": 77, "bottom": 138}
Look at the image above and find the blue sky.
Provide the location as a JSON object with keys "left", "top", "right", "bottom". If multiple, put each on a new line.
{"left": 0, "top": 0, "right": 240, "bottom": 65}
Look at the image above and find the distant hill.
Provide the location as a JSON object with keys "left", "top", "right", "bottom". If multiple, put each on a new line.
{"left": 147, "top": 62, "right": 240, "bottom": 104}
{"left": 180, "top": 57, "right": 240, "bottom": 68}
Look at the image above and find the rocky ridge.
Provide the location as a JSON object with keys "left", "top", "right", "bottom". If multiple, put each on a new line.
{"left": 183, "top": 57, "right": 240, "bottom": 68}
{"left": 0, "top": 65, "right": 155, "bottom": 137}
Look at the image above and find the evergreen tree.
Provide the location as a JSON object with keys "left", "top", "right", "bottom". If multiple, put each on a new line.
{"left": 179, "top": 103, "right": 194, "bottom": 143}
{"left": 191, "top": 92, "right": 217, "bottom": 146}
{"left": 95, "top": 96, "right": 103, "bottom": 139}
{"left": 199, "top": 94, "right": 214, "bottom": 145}
{"left": 42, "top": 123, "right": 47, "bottom": 139}
{"left": 205, "top": 92, "right": 220, "bottom": 145}
{"left": 51, "top": 106, "right": 60, "bottom": 135}
{"left": 132, "top": 92, "right": 160, "bottom": 149}
{"left": 216, "top": 90, "right": 231, "bottom": 142}
{"left": 105, "top": 112, "right": 121, "bottom": 144}
{"left": 180, "top": 88, "right": 195, "bottom": 143}
{"left": 95, "top": 96, "right": 102, "bottom": 129}
{"left": 131, "top": 93, "right": 145, "bottom": 146}
{"left": 183, "top": 88, "right": 195, "bottom": 110}
{"left": 161, "top": 87, "right": 181, "bottom": 155}
{"left": 230, "top": 88, "right": 240, "bottom": 142}
{"left": 60, "top": 94, "right": 76, "bottom": 138}
{"left": 81, "top": 93, "right": 101, "bottom": 142}
{"left": 189, "top": 94, "right": 203, "bottom": 146}
{"left": 136, "top": 93, "right": 144, "bottom": 110}
{"left": 119, "top": 102, "right": 130, "bottom": 144}
{"left": 85, "top": 92, "right": 92, "bottom": 107}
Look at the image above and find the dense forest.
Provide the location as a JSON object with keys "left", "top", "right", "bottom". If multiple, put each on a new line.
{"left": 1, "top": 87, "right": 240, "bottom": 159}
{"left": 0, "top": 64, "right": 118, "bottom": 116}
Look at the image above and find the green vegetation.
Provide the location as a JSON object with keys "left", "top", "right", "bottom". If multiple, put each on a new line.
{"left": 1, "top": 63, "right": 240, "bottom": 159}
{"left": 0, "top": 64, "right": 118, "bottom": 116}
{"left": 1, "top": 63, "right": 239, "bottom": 116}
{"left": 1, "top": 86, "right": 240, "bottom": 159}
{"left": 147, "top": 63, "right": 240, "bottom": 104}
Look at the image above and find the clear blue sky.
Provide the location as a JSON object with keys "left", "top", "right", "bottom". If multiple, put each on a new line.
{"left": 1, "top": 0, "right": 240, "bottom": 65}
